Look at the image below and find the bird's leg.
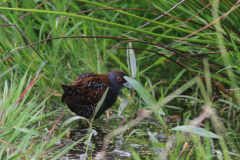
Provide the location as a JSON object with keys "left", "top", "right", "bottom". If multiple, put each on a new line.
{"left": 89, "top": 117, "right": 93, "bottom": 123}
{"left": 105, "top": 110, "right": 109, "bottom": 123}
{"left": 106, "top": 110, "right": 110, "bottom": 118}
{"left": 78, "top": 118, "right": 91, "bottom": 129}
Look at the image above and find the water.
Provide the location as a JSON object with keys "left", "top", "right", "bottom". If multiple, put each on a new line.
{"left": 46, "top": 111, "right": 180, "bottom": 159}
{"left": 45, "top": 101, "right": 239, "bottom": 159}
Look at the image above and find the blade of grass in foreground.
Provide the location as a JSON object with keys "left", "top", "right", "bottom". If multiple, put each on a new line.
{"left": 171, "top": 125, "right": 220, "bottom": 138}
{"left": 124, "top": 76, "right": 165, "bottom": 115}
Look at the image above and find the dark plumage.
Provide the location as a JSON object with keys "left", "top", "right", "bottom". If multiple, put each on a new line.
{"left": 61, "top": 70, "right": 132, "bottom": 119}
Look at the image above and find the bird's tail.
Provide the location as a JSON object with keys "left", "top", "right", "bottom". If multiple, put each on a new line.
{"left": 61, "top": 84, "right": 74, "bottom": 103}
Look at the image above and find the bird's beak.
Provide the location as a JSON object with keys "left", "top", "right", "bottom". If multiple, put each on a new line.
{"left": 123, "top": 82, "right": 132, "bottom": 89}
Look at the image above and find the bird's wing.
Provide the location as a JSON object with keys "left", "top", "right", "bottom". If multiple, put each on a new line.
{"left": 61, "top": 75, "right": 110, "bottom": 106}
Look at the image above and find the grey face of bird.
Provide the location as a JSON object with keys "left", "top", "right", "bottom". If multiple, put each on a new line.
{"left": 107, "top": 72, "right": 132, "bottom": 90}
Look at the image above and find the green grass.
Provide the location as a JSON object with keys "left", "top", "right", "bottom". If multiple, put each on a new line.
{"left": 1, "top": 0, "right": 240, "bottom": 159}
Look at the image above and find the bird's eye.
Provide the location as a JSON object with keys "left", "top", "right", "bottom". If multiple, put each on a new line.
{"left": 117, "top": 77, "right": 122, "bottom": 81}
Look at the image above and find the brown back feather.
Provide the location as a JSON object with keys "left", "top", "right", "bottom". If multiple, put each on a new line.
{"left": 62, "top": 73, "right": 110, "bottom": 106}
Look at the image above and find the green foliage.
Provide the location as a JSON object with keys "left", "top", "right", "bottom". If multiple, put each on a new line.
{"left": 1, "top": 0, "right": 240, "bottom": 159}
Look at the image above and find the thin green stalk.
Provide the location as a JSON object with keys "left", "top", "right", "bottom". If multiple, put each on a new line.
{"left": 0, "top": 7, "right": 231, "bottom": 46}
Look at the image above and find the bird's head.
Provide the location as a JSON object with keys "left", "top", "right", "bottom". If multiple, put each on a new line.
{"left": 107, "top": 70, "right": 132, "bottom": 90}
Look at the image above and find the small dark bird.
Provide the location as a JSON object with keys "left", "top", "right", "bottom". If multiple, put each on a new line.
{"left": 61, "top": 70, "right": 132, "bottom": 119}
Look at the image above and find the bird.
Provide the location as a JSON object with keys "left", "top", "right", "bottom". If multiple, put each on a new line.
{"left": 61, "top": 70, "right": 132, "bottom": 120}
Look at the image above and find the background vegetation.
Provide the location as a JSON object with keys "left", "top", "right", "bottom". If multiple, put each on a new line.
{"left": 0, "top": 0, "right": 240, "bottom": 159}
